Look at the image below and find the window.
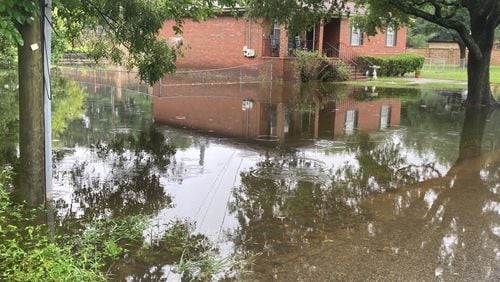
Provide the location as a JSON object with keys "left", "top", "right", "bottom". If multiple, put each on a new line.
{"left": 380, "top": 105, "right": 391, "bottom": 129}
{"left": 271, "top": 22, "right": 281, "bottom": 48}
{"left": 345, "top": 110, "right": 358, "bottom": 134}
{"left": 386, "top": 27, "right": 397, "bottom": 47}
{"left": 350, "top": 27, "right": 363, "bottom": 46}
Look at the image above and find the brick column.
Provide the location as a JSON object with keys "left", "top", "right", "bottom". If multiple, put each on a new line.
{"left": 279, "top": 25, "right": 289, "bottom": 57}
{"left": 318, "top": 22, "right": 324, "bottom": 54}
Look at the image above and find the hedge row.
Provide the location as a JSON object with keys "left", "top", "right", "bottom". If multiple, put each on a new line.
{"left": 357, "top": 54, "right": 425, "bottom": 77}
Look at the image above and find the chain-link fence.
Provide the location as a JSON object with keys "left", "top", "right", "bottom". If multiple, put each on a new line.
{"left": 159, "top": 62, "right": 274, "bottom": 86}
{"left": 423, "top": 57, "right": 467, "bottom": 71}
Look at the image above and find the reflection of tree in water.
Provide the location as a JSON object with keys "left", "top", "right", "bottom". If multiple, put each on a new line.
{"left": 93, "top": 124, "right": 176, "bottom": 171}
{"left": 59, "top": 125, "right": 177, "bottom": 223}
{"left": 345, "top": 133, "right": 443, "bottom": 190}
{"left": 54, "top": 83, "right": 154, "bottom": 150}
{"left": 0, "top": 74, "right": 85, "bottom": 165}
{"left": 229, "top": 152, "right": 360, "bottom": 255}
{"left": 0, "top": 72, "right": 19, "bottom": 165}
{"left": 411, "top": 107, "right": 500, "bottom": 280}
{"left": 400, "top": 90, "right": 465, "bottom": 165}
{"left": 229, "top": 131, "right": 443, "bottom": 261}
{"left": 229, "top": 106, "right": 500, "bottom": 280}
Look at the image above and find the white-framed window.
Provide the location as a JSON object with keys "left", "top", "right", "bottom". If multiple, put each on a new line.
{"left": 350, "top": 27, "right": 363, "bottom": 46}
{"left": 380, "top": 105, "right": 391, "bottom": 129}
{"left": 386, "top": 27, "right": 397, "bottom": 47}
{"left": 345, "top": 110, "right": 358, "bottom": 134}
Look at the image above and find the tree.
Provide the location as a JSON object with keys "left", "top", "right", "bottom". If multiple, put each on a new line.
{"left": 0, "top": 0, "right": 237, "bottom": 206}
{"left": 407, "top": 17, "right": 468, "bottom": 68}
{"left": 246, "top": 0, "right": 499, "bottom": 106}
{"left": 355, "top": 0, "right": 499, "bottom": 106}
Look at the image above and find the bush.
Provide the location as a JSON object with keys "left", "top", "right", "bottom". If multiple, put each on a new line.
{"left": 0, "top": 39, "right": 17, "bottom": 69}
{"left": 357, "top": 54, "right": 425, "bottom": 77}
{"left": 330, "top": 60, "right": 351, "bottom": 81}
{"left": 0, "top": 170, "right": 147, "bottom": 281}
{"left": 294, "top": 50, "right": 350, "bottom": 82}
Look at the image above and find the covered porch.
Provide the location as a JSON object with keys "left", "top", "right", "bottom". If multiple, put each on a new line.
{"left": 261, "top": 18, "right": 348, "bottom": 59}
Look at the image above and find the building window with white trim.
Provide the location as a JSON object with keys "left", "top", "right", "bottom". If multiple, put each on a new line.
{"left": 380, "top": 105, "right": 391, "bottom": 129}
{"left": 345, "top": 110, "right": 358, "bottom": 134}
{"left": 386, "top": 27, "right": 397, "bottom": 47}
{"left": 350, "top": 27, "right": 363, "bottom": 46}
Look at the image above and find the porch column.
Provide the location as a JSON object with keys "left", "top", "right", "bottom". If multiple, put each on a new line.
{"left": 279, "top": 25, "right": 289, "bottom": 57}
{"left": 317, "top": 21, "right": 324, "bottom": 54}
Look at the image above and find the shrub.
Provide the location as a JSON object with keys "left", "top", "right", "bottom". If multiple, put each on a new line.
{"left": 357, "top": 54, "right": 425, "bottom": 77}
{"left": 0, "top": 39, "right": 17, "bottom": 69}
{"left": 0, "top": 170, "right": 147, "bottom": 281}
{"left": 330, "top": 60, "right": 351, "bottom": 81}
{"left": 294, "top": 50, "right": 350, "bottom": 82}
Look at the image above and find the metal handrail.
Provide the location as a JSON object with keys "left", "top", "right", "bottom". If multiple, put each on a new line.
{"left": 324, "top": 42, "right": 377, "bottom": 69}
{"left": 323, "top": 42, "right": 360, "bottom": 80}
{"left": 323, "top": 42, "right": 358, "bottom": 66}
{"left": 338, "top": 42, "right": 377, "bottom": 69}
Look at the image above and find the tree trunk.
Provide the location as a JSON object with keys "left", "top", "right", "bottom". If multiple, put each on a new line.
{"left": 466, "top": 47, "right": 494, "bottom": 106}
{"left": 17, "top": 10, "right": 45, "bottom": 206}
{"left": 457, "top": 38, "right": 466, "bottom": 68}
{"left": 456, "top": 107, "right": 489, "bottom": 163}
{"left": 465, "top": 10, "right": 496, "bottom": 107}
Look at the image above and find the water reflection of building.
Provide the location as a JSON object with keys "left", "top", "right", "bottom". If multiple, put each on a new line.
{"left": 152, "top": 83, "right": 401, "bottom": 143}
{"left": 333, "top": 98, "right": 401, "bottom": 137}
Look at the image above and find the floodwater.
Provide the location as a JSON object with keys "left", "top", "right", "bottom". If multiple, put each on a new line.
{"left": 2, "top": 68, "right": 500, "bottom": 281}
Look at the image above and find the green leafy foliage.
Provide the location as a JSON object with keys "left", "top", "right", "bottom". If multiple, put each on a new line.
{"left": 54, "top": 0, "right": 238, "bottom": 84}
{"left": 0, "top": 37, "right": 17, "bottom": 68}
{"left": 294, "top": 50, "right": 350, "bottom": 82}
{"left": 0, "top": 0, "right": 38, "bottom": 46}
{"left": 0, "top": 71, "right": 19, "bottom": 165}
{"left": 0, "top": 73, "right": 85, "bottom": 165}
{"left": 0, "top": 171, "right": 149, "bottom": 281}
{"left": 244, "top": 0, "right": 349, "bottom": 36}
{"left": 1, "top": 0, "right": 241, "bottom": 84}
{"left": 51, "top": 78, "right": 86, "bottom": 138}
{"left": 357, "top": 54, "right": 425, "bottom": 77}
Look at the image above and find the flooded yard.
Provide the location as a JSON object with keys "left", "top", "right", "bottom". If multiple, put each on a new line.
{"left": 1, "top": 68, "right": 500, "bottom": 281}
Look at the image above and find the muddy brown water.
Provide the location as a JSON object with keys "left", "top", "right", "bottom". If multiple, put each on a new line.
{"left": 2, "top": 69, "right": 499, "bottom": 281}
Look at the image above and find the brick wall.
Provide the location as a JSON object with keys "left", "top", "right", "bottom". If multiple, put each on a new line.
{"left": 160, "top": 17, "right": 266, "bottom": 69}
{"left": 339, "top": 19, "right": 407, "bottom": 57}
{"left": 407, "top": 47, "right": 500, "bottom": 65}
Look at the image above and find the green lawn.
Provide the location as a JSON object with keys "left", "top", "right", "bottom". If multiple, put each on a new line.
{"left": 421, "top": 65, "right": 500, "bottom": 84}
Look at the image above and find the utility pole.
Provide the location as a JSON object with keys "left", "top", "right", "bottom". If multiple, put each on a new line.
{"left": 42, "top": 0, "right": 53, "bottom": 203}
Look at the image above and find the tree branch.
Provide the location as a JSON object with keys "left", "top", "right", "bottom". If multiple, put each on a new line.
{"left": 388, "top": 0, "right": 482, "bottom": 59}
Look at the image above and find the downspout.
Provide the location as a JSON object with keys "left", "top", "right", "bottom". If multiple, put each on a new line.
{"left": 249, "top": 20, "right": 252, "bottom": 49}
{"left": 313, "top": 24, "right": 316, "bottom": 50}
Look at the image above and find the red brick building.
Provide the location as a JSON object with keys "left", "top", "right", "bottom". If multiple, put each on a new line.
{"left": 159, "top": 13, "right": 407, "bottom": 79}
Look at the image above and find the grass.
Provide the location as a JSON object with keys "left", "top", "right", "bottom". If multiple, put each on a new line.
{"left": 421, "top": 65, "right": 500, "bottom": 83}
{"left": 343, "top": 65, "right": 500, "bottom": 90}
